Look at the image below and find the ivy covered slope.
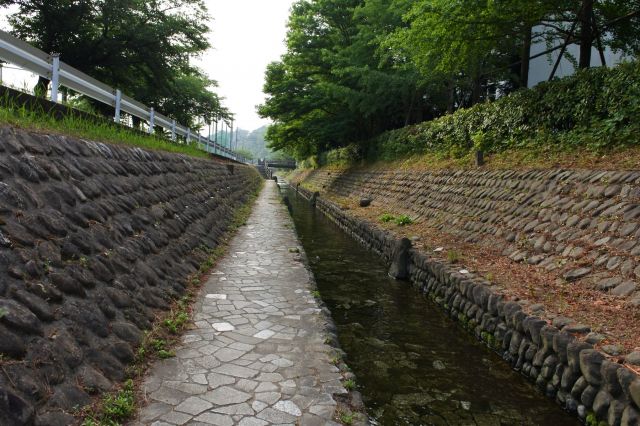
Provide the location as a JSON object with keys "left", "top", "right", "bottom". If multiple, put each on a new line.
{"left": 369, "top": 61, "right": 640, "bottom": 161}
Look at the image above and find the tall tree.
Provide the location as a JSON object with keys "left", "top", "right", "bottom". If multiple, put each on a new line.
{"left": 0, "top": 0, "right": 226, "bottom": 127}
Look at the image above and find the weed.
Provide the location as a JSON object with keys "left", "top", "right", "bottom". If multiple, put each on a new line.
{"left": 151, "top": 339, "right": 166, "bottom": 351}
{"left": 339, "top": 410, "right": 355, "bottom": 425}
{"left": 447, "top": 250, "right": 461, "bottom": 263}
{"left": 379, "top": 213, "right": 395, "bottom": 223}
{"left": 79, "top": 256, "right": 88, "bottom": 267}
{"left": 343, "top": 379, "right": 356, "bottom": 390}
{"left": 0, "top": 308, "right": 6, "bottom": 319}
{"left": 164, "top": 311, "right": 189, "bottom": 334}
{"left": 157, "top": 349, "right": 175, "bottom": 359}
{"left": 312, "top": 290, "right": 321, "bottom": 298}
{"left": 394, "top": 215, "right": 413, "bottom": 226}
{"left": 288, "top": 247, "right": 300, "bottom": 253}
{"left": 83, "top": 379, "right": 135, "bottom": 425}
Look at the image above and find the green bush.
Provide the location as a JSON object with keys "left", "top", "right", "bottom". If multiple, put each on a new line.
{"left": 394, "top": 215, "right": 413, "bottom": 226}
{"left": 379, "top": 213, "right": 395, "bottom": 223}
{"left": 364, "top": 61, "right": 640, "bottom": 161}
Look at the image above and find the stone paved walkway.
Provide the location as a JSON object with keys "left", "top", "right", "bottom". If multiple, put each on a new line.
{"left": 132, "top": 180, "right": 345, "bottom": 426}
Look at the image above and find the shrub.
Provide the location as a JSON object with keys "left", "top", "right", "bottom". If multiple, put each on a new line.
{"left": 394, "top": 215, "right": 413, "bottom": 226}
{"left": 379, "top": 213, "right": 395, "bottom": 223}
{"left": 351, "top": 61, "right": 640, "bottom": 161}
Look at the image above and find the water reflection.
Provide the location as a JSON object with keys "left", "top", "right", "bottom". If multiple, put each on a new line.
{"left": 281, "top": 184, "right": 578, "bottom": 426}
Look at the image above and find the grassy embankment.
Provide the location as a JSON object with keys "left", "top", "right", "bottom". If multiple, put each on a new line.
{"left": 0, "top": 96, "right": 209, "bottom": 159}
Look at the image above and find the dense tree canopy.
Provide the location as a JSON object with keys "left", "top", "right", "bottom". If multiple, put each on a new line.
{"left": 0, "top": 0, "right": 231, "bottom": 128}
{"left": 259, "top": 0, "right": 640, "bottom": 159}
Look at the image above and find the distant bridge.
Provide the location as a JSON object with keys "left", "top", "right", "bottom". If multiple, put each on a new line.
{"left": 257, "top": 159, "right": 297, "bottom": 170}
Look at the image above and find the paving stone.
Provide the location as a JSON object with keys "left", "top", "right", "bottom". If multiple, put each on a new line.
{"left": 174, "top": 396, "right": 212, "bottom": 415}
{"left": 134, "top": 182, "right": 339, "bottom": 424}
{"left": 203, "top": 386, "right": 251, "bottom": 406}
{"left": 238, "top": 418, "right": 268, "bottom": 426}
{"left": 193, "top": 412, "right": 234, "bottom": 426}
{"left": 273, "top": 400, "right": 302, "bottom": 417}
{"left": 158, "top": 410, "right": 192, "bottom": 425}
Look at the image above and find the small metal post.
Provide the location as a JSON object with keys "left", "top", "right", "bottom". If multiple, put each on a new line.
{"left": 114, "top": 89, "right": 122, "bottom": 123}
{"left": 171, "top": 120, "right": 176, "bottom": 141}
{"left": 187, "top": 128, "right": 191, "bottom": 143}
{"left": 50, "top": 53, "right": 60, "bottom": 103}
{"left": 148, "top": 108, "right": 155, "bottom": 134}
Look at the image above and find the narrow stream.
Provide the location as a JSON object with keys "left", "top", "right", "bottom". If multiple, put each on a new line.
{"left": 280, "top": 183, "right": 579, "bottom": 426}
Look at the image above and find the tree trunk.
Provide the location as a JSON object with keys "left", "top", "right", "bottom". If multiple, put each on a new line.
{"left": 578, "top": 0, "right": 594, "bottom": 69}
{"left": 520, "top": 25, "right": 532, "bottom": 88}
{"left": 447, "top": 82, "right": 455, "bottom": 113}
{"left": 404, "top": 89, "right": 416, "bottom": 126}
{"left": 471, "top": 73, "right": 482, "bottom": 106}
{"left": 34, "top": 76, "right": 49, "bottom": 98}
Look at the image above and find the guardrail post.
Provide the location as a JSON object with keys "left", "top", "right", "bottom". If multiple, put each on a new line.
{"left": 50, "top": 53, "right": 60, "bottom": 103}
{"left": 187, "top": 128, "right": 191, "bottom": 143}
{"left": 148, "top": 107, "right": 155, "bottom": 134}
{"left": 114, "top": 89, "right": 122, "bottom": 123}
{"left": 171, "top": 120, "right": 176, "bottom": 141}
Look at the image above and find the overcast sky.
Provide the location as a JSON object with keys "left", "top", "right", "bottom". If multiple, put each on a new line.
{"left": 0, "top": 0, "right": 295, "bottom": 132}
{"left": 200, "top": 0, "right": 295, "bottom": 131}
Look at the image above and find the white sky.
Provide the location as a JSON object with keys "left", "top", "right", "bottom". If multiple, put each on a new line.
{"left": 0, "top": 1, "right": 295, "bottom": 131}
{"left": 200, "top": 0, "right": 294, "bottom": 130}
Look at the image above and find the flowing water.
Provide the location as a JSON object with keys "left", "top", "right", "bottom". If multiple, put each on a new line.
{"left": 280, "top": 184, "right": 579, "bottom": 426}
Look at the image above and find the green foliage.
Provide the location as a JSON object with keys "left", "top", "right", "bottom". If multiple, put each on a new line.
{"left": 394, "top": 215, "right": 413, "bottom": 226}
{"left": 368, "top": 61, "right": 640, "bottom": 161}
{"left": 0, "top": 99, "right": 208, "bottom": 158}
{"left": 258, "top": 0, "right": 428, "bottom": 159}
{"left": 157, "top": 349, "right": 175, "bottom": 359}
{"left": 260, "top": 0, "right": 640, "bottom": 160}
{"left": 83, "top": 379, "right": 135, "bottom": 425}
{"left": 379, "top": 213, "right": 395, "bottom": 223}
{"left": 0, "top": 0, "right": 230, "bottom": 128}
{"left": 311, "top": 290, "right": 321, "bottom": 298}
{"left": 235, "top": 148, "right": 255, "bottom": 161}
{"left": 343, "top": 379, "right": 356, "bottom": 390}
{"left": 164, "top": 311, "right": 189, "bottom": 334}
{"left": 339, "top": 409, "right": 355, "bottom": 425}
{"left": 0, "top": 308, "right": 7, "bottom": 319}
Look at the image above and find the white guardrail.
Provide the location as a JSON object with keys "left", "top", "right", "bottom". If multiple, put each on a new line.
{"left": 0, "top": 29, "right": 248, "bottom": 163}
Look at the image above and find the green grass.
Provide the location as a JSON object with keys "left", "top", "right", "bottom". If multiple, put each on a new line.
{"left": 343, "top": 379, "right": 356, "bottom": 390}
{"left": 394, "top": 215, "right": 413, "bottom": 226}
{"left": 82, "top": 380, "right": 135, "bottom": 426}
{"left": 0, "top": 98, "right": 208, "bottom": 158}
{"left": 379, "top": 213, "right": 395, "bottom": 223}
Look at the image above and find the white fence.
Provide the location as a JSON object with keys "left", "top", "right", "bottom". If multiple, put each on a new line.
{"left": 0, "top": 29, "right": 247, "bottom": 163}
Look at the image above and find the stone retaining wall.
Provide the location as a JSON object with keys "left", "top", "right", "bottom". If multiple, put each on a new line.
{"left": 292, "top": 184, "right": 640, "bottom": 426}
{"left": 298, "top": 168, "right": 640, "bottom": 305}
{"left": 0, "top": 127, "right": 261, "bottom": 425}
